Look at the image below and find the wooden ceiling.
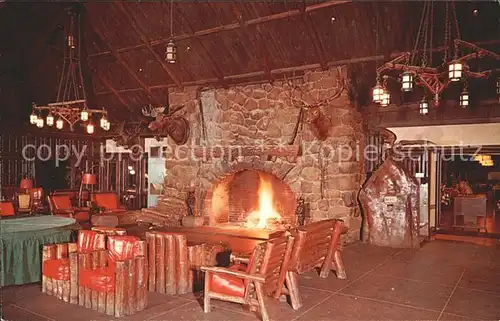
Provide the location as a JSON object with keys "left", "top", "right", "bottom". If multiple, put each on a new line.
{"left": 1, "top": 1, "right": 499, "bottom": 124}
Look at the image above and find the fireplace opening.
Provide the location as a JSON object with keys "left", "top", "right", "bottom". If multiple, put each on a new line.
{"left": 205, "top": 170, "right": 296, "bottom": 230}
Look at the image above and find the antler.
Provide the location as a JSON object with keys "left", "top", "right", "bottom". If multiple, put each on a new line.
{"left": 283, "top": 67, "right": 346, "bottom": 109}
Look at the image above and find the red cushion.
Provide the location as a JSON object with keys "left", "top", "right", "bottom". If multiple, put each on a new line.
{"left": 74, "top": 211, "right": 90, "bottom": 222}
{"left": 209, "top": 272, "right": 245, "bottom": 297}
{"left": 79, "top": 267, "right": 115, "bottom": 292}
{"left": 43, "top": 259, "right": 70, "bottom": 281}
{"left": 108, "top": 236, "right": 140, "bottom": 262}
{"left": 78, "top": 230, "right": 104, "bottom": 253}
{"left": 52, "top": 195, "right": 72, "bottom": 209}
{"left": 0, "top": 202, "right": 15, "bottom": 216}
{"left": 95, "top": 193, "right": 119, "bottom": 210}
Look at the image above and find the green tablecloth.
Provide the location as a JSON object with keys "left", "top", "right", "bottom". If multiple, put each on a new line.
{"left": 1, "top": 216, "right": 76, "bottom": 286}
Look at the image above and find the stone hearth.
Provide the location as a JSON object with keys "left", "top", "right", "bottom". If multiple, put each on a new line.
{"left": 141, "top": 67, "right": 365, "bottom": 242}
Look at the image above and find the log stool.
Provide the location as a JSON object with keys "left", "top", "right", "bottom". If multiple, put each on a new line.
{"left": 42, "top": 230, "right": 106, "bottom": 304}
{"left": 146, "top": 231, "right": 225, "bottom": 295}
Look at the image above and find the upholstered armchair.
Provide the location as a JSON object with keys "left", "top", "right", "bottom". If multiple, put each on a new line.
{"left": 92, "top": 192, "right": 127, "bottom": 214}
{"left": 78, "top": 235, "right": 148, "bottom": 317}
{"left": 201, "top": 235, "right": 295, "bottom": 321}
{"left": 0, "top": 201, "right": 15, "bottom": 217}
{"left": 42, "top": 230, "right": 105, "bottom": 303}
{"left": 48, "top": 194, "right": 90, "bottom": 223}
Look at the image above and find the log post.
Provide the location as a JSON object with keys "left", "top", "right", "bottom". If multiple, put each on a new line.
{"left": 69, "top": 252, "right": 78, "bottom": 304}
{"left": 78, "top": 253, "right": 90, "bottom": 307}
{"left": 126, "top": 259, "right": 136, "bottom": 315}
{"left": 42, "top": 244, "right": 56, "bottom": 294}
{"left": 91, "top": 251, "right": 100, "bottom": 310}
{"left": 285, "top": 271, "right": 302, "bottom": 310}
{"left": 114, "top": 260, "right": 126, "bottom": 317}
{"left": 156, "top": 234, "right": 166, "bottom": 293}
{"left": 146, "top": 232, "right": 156, "bottom": 291}
{"left": 135, "top": 256, "right": 147, "bottom": 312}
{"left": 55, "top": 244, "right": 67, "bottom": 300}
{"left": 175, "top": 234, "right": 189, "bottom": 295}
{"left": 165, "top": 234, "right": 177, "bottom": 295}
{"left": 97, "top": 250, "right": 108, "bottom": 313}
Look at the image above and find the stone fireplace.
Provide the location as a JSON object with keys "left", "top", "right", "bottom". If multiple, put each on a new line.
{"left": 141, "top": 66, "right": 366, "bottom": 242}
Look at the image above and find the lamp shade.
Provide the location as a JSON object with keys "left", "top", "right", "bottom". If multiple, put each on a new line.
{"left": 82, "top": 173, "right": 97, "bottom": 185}
{"left": 20, "top": 178, "right": 33, "bottom": 189}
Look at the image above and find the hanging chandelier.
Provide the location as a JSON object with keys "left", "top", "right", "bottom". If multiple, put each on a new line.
{"left": 30, "top": 8, "right": 110, "bottom": 133}
{"left": 372, "top": 1, "right": 500, "bottom": 112}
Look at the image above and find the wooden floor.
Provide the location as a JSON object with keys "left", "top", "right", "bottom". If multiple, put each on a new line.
{"left": 3, "top": 240, "right": 500, "bottom": 321}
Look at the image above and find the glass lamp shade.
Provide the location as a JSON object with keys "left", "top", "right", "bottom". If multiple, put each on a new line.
{"left": 401, "top": 72, "right": 414, "bottom": 91}
{"left": 56, "top": 118, "right": 64, "bottom": 129}
{"left": 165, "top": 40, "right": 177, "bottom": 63}
{"left": 87, "top": 122, "right": 94, "bottom": 134}
{"left": 128, "top": 165, "right": 133, "bottom": 171}
{"left": 481, "top": 159, "right": 494, "bottom": 167}
{"left": 100, "top": 115, "right": 107, "bottom": 128}
{"left": 36, "top": 117, "right": 44, "bottom": 128}
{"left": 81, "top": 109, "right": 89, "bottom": 121}
{"left": 103, "top": 120, "right": 110, "bottom": 131}
{"left": 449, "top": 62, "right": 463, "bottom": 81}
{"left": 20, "top": 178, "right": 33, "bottom": 189}
{"left": 82, "top": 173, "right": 97, "bottom": 185}
{"left": 30, "top": 112, "right": 38, "bottom": 124}
{"left": 419, "top": 99, "right": 429, "bottom": 115}
{"left": 46, "top": 113, "right": 54, "bottom": 126}
{"left": 459, "top": 90, "right": 469, "bottom": 108}
{"left": 380, "top": 92, "right": 391, "bottom": 107}
{"left": 496, "top": 77, "right": 500, "bottom": 96}
{"left": 129, "top": 169, "right": 136, "bottom": 175}
{"left": 372, "top": 84, "right": 384, "bottom": 103}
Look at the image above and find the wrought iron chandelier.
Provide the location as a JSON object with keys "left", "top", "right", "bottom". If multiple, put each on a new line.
{"left": 30, "top": 8, "right": 110, "bottom": 133}
{"left": 372, "top": 1, "right": 500, "bottom": 114}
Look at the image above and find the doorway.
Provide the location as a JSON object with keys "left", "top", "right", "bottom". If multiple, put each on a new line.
{"left": 436, "top": 146, "right": 500, "bottom": 237}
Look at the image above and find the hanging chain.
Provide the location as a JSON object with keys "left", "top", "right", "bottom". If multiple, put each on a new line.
{"left": 410, "top": 0, "right": 428, "bottom": 65}
{"left": 170, "top": 0, "right": 174, "bottom": 38}
{"left": 451, "top": 1, "right": 461, "bottom": 59}
{"left": 443, "top": 3, "right": 450, "bottom": 63}
{"left": 421, "top": 1, "right": 431, "bottom": 67}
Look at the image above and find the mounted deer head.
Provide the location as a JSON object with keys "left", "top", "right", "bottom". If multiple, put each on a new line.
{"left": 284, "top": 68, "right": 346, "bottom": 141}
{"left": 148, "top": 113, "right": 190, "bottom": 145}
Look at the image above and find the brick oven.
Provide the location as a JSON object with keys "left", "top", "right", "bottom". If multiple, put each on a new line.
{"left": 141, "top": 67, "right": 365, "bottom": 242}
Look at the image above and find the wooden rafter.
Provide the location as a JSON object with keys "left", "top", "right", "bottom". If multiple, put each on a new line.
{"left": 175, "top": 5, "right": 225, "bottom": 83}
{"left": 300, "top": 3, "right": 328, "bottom": 70}
{"left": 88, "top": 1, "right": 351, "bottom": 59}
{"left": 115, "top": 2, "right": 183, "bottom": 89}
{"left": 98, "top": 74, "right": 133, "bottom": 113}
{"left": 86, "top": 13, "right": 163, "bottom": 106}
{"left": 93, "top": 38, "right": 500, "bottom": 96}
{"left": 232, "top": 2, "right": 274, "bottom": 81}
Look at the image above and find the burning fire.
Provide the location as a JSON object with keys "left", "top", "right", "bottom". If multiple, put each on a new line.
{"left": 244, "top": 175, "right": 281, "bottom": 229}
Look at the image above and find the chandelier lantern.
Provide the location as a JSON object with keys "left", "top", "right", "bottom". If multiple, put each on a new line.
{"left": 30, "top": 8, "right": 109, "bottom": 133}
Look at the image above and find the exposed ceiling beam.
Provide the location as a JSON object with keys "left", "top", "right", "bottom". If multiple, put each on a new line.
{"left": 115, "top": 2, "right": 183, "bottom": 89}
{"left": 232, "top": 2, "right": 274, "bottom": 82}
{"left": 88, "top": 0, "right": 351, "bottom": 59}
{"left": 93, "top": 38, "right": 500, "bottom": 95}
{"left": 300, "top": 3, "right": 328, "bottom": 70}
{"left": 98, "top": 74, "right": 134, "bottom": 113}
{"left": 175, "top": 4, "right": 225, "bottom": 83}
{"left": 86, "top": 12, "right": 163, "bottom": 106}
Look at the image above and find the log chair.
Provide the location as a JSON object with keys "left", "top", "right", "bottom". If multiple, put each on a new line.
{"left": 91, "top": 226, "right": 127, "bottom": 236}
{"left": 78, "top": 235, "right": 148, "bottom": 317}
{"left": 285, "top": 219, "right": 346, "bottom": 310}
{"left": 201, "top": 234, "right": 295, "bottom": 321}
{"left": 145, "top": 231, "right": 225, "bottom": 295}
{"left": 42, "top": 230, "right": 106, "bottom": 304}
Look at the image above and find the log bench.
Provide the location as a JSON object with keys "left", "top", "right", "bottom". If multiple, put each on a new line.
{"left": 146, "top": 231, "right": 228, "bottom": 295}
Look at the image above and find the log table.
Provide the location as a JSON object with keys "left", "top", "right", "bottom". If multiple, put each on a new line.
{"left": 145, "top": 231, "right": 229, "bottom": 295}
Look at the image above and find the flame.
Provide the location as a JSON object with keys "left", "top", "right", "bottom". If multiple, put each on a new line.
{"left": 245, "top": 175, "right": 281, "bottom": 229}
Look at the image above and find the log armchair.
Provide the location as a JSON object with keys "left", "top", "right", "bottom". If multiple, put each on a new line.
{"left": 286, "top": 219, "right": 346, "bottom": 310}
{"left": 42, "top": 230, "right": 106, "bottom": 303}
{"left": 48, "top": 194, "right": 90, "bottom": 223}
{"left": 78, "top": 235, "right": 148, "bottom": 317}
{"left": 201, "top": 234, "right": 295, "bottom": 321}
